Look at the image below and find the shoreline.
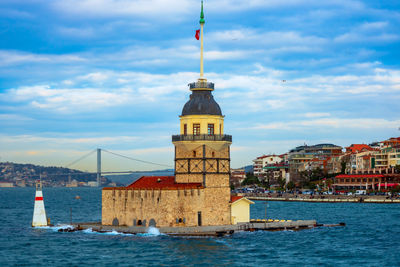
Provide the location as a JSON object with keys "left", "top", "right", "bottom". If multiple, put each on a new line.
{"left": 246, "top": 196, "right": 400, "bottom": 203}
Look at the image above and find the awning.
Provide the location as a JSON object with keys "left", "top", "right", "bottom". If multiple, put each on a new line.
{"left": 376, "top": 183, "right": 399, "bottom": 187}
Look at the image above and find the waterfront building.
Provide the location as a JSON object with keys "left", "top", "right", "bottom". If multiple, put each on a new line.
{"left": 253, "top": 155, "right": 283, "bottom": 180}
{"left": 230, "top": 168, "right": 246, "bottom": 188}
{"left": 289, "top": 143, "right": 342, "bottom": 160}
{"left": 101, "top": 3, "right": 242, "bottom": 228}
{"left": 333, "top": 169, "right": 400, "bottom": 191}
{"left": 230, "top": 196, "right": 254, "bottom": 224}
{"left": 345, "top": 144, "right": 375, "bottom": 154}
{"left": 288, "top": 153, "right": 314, "bottom": 182}
{"left": 0, "top": 182, "right": 14, "bottom": 187}
{"left": 263, "top": 163, "right": 289, "bottom": 187}
{"left": 370, "top": 139, "right": 400, "bottom": 169}
{"left": 287, "top": 143, "right": 343, "bottom": 181}
{"left": 326, "top": 154, "right": 346, "bottom": 174}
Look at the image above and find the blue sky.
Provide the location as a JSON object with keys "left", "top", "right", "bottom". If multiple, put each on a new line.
{"left": 0, "top": 0, "right": 399, "bottom": 171}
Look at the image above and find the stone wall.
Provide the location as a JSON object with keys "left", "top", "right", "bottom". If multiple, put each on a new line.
{"left": 102, "top": 186, "right": 231, "bottom": 227}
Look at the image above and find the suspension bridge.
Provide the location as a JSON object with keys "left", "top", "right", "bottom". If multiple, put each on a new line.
{"left": 35, "top": 148, "right": 173, "bottom": 186}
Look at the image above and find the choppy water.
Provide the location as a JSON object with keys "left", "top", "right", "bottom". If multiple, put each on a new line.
{"left": 1, "top": 188, "right": 399, "bottom": 266}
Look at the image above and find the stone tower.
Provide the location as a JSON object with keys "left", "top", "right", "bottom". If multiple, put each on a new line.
{"left": 171, "top": 1, "right": 232, "bottom": 225}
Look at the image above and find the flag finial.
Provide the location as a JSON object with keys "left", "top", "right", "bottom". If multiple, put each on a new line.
{"left": 200, "top": 1, "right": 205, "bottom": 24}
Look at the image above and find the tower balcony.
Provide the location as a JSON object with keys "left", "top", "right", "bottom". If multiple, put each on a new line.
{"left": 188, "top": 81, "right": 214, "bottom": 90}
{"left": 172, "top": 134, "right": 232, "bottom": 142}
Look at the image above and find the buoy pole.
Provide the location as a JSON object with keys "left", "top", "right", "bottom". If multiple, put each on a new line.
{"left": 32, "top": 178, "right": 48, "bottom": 227}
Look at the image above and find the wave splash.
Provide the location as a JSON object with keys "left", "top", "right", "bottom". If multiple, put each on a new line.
{"left": 147, "top": 226, "right": 161, "bottom": 236}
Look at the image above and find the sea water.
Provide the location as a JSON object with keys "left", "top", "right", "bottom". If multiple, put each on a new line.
{"left": 1, "top": 187, "right": 399, "bottom": 266}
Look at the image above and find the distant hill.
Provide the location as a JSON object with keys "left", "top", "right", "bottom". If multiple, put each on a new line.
{"left": 244, "top": 165, "right": 253, "bottom": 173}
{"left": 0, "top": 161, "right": 110, "bottom": 186}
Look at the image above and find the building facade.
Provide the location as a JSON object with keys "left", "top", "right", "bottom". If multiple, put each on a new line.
{"left": 230, "top": 168, "right": 246, "bottom": 188}
{"left": 253, "top": 155, "right": 283, "bottom": 180}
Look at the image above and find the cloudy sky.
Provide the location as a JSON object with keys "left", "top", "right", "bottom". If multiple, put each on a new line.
{"left": 0, "top": 0, "right": 399, "bottom": 171}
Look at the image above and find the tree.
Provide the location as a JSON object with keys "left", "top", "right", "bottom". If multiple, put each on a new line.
{"left": 287, "top": 181, "right": 295, "bottom": 190}
{"left": 278, "top": 177, "right": 286, "bottom": 189}
{"left": 390, "top": 185, "right": 400, "bottom": 194}
{"left": 241, "top": 173, "right": 260, "bottom": 186}
{"left": 395, "top": 165, "right": 400, "bottom": 174}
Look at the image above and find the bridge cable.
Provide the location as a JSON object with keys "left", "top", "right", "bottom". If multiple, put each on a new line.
{"left": 64, "top": 149, "right": 96, "bottom": 169}
{"left": 101, "top": 149, "right": 173, "bottom": 168}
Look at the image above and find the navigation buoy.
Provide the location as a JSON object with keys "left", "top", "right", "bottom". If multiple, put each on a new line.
{"left": 32, "top": 180, "right": 48, "bottom": 227}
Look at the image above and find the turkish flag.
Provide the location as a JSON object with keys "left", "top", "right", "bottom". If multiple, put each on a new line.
{"left": 195, "top": 29, "right": 200, "bottom": 40}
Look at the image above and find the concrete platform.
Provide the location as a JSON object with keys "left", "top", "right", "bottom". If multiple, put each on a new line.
{"left": 72, "top": 220, "right": 318, "bottom": 236}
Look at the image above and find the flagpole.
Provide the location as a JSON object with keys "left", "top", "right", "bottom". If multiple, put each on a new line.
{"left": 199, "top": 1, "right": 205, "bottom": 79}
{"left": 200, "top": 23, "right": 204, "bottom": 78}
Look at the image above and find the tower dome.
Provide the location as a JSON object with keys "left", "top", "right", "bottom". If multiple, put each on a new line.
{"left": 181, "top": 88, "right": 222, "bottom": 116}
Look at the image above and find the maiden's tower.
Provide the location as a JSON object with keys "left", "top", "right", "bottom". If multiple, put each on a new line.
{"left": 101, "top": 1, "right": 234, "bottom": 228}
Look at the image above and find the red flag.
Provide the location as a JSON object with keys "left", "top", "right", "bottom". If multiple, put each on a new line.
{"left": 195, "top": 29, "right": 200, "bottom": 40}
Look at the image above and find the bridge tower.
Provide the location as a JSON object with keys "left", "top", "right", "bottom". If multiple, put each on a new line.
{"left": 97, "top": 148, "right": 101, "bottom": 187}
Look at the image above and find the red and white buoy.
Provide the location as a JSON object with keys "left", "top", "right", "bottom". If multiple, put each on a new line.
{"left": 32, "top": 179, "right": 48, "bottom": 227}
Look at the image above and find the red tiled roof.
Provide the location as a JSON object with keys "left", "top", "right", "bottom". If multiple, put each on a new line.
{"left": 230, "top": 196, "right": 243, "bottom": 203}
{"left": 335, "top": 174, "right": 384, "bottom": 178}
{"left": 126, "top": 176, "right": 203, "bottom": 190}
{"left": 345, "top": 144, "right": 374, "bottom": 153}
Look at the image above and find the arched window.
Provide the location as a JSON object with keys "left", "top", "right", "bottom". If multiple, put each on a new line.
{"left": 193, "top": 151, "right": 196, "bottom": 157}
{"left": 149, "top": 219, "right": 156, "bottom": 227}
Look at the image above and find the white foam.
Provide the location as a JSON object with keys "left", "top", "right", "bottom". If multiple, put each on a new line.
{"left": 35, "top": 224, "right": 75, "bottom": 231}
{"left": 147, "top": 226, "right": 161, "bottom": 236}
{"left": 103, "top": 230, "right": 134, "bottom": 236}
{"left": 82, "top": 228, "right": 94, "bottom": 234}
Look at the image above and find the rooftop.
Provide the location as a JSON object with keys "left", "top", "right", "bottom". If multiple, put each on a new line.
{"left": 124, "top": 176, "right": 203, "bottom": 190}
{"left": 346, "top": 144, "right": 375, "bottom": 153}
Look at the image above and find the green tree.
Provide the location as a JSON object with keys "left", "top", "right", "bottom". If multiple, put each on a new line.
{"left": 286, "top": 181, "right": 295, "bottom": 190}
{"left": 278, "top": 177, "right": 286, "bottom": 189}
{"left": 241, "top": 173, "right": 260, "bottom": 186}
{"left": 394, "top": 165, "right": 400, "bottom": 173}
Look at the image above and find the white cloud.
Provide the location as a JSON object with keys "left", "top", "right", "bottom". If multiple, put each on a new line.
{"left": 0, "top": 134, "right": 140, "bottom": 146}
{"left": 253, "top": 118, "right": 400, "bottom": 130}
{"left": 57, "top": 26, "right": 96, "bottom": 38}
{"left": 210, "top": 29, "right": 327, "bottom": 47}
{"left": 304, "top": 112, "right": 331, "bottom": 118}
{"left": 208, "top": 0, "right": 364, "bottom": 13}
{"left": 334, "top": 21, "right": 399, "bottom": 44}
{"left": 0, "top": 50, "right": 85, "bottom": 66}
{"left": 2, "top": 63, "right": 399, "bottom": 114}
{"left": 52, "top": 0, "right": 193, "bottom": 19}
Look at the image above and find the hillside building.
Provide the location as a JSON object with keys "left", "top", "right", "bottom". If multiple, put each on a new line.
{"left": 253, "top": 155, "right": 283, "bottom": 180}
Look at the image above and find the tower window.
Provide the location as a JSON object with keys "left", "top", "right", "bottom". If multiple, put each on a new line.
{"left": 193, "top": 124, "right": 200, "bottom": 135}
{"left": 219, "top": 124, "right": 222, "bottom": 134}
{"left": 208, "top": 124, "right": 214, "bottom": 135}
{"left": 183, "top": 124, "right": 187, "bottom": 135}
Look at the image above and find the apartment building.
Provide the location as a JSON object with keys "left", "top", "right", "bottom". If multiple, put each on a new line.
{"left": 253, "top": 155, "right": 283, "bottom": 180}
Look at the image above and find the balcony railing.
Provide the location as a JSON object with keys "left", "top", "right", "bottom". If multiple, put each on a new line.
{"left": 188, "top": 81, "right": 214, "bottom": 90}
{"left": 172, "top": 134, "right": 232, "bottom": 142}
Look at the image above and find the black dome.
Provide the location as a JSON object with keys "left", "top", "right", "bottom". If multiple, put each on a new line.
{"left": 181, "top": 90, "right": 222, "bottom": 116}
